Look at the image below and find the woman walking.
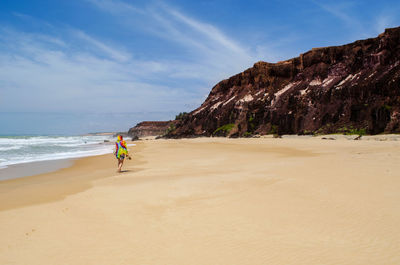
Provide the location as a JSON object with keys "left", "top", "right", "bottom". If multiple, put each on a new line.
{"left": 114, "top": 135, "right": 130, "bottom": 172}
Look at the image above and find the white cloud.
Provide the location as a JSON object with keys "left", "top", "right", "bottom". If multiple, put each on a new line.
{"left": 0, "top": 1, "right": 291, "bottom": 120}
{"left": 309, "top": 0, "right": 371, "bottom": 39}
{"left": 313, "top": 1, "right": 357, "bottom": 26}
{"left": 87, "top": 0, "right": 257, "bottom": 80}
{"left": 0, "top": 27, "right": 200, "bottom": 114}
{"left": 85, "top": 0, "right": 144, "bottom": 15}
{"left": 164, "top": 7, "right": 248, "bottom": 55}
{"left": 373, "top": 9, "right": 400, "bottom": 35}
{"left": 73, "top": 30, "right": 131, "bottom": 62}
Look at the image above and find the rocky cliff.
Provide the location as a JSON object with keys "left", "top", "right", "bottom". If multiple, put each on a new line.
{"left": 167, "top": 27, "right": 400, "bottom": 137}
{"left": 128, "top": 121, "right": 175, "bottom": 138}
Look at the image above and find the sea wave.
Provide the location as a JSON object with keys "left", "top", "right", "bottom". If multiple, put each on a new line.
{"left": 0, "top": 135, "right": 120, "bottom": 168}
{"left": 0, "top": 146, "right": 23, "bottom": 151}
{"left": 0, "top": 147, "right": 114, "bottom": 167}
{"left": 0, "top": 136, "right": 108, "bottom": 146}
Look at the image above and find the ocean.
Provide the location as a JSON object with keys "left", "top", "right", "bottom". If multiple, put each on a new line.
{"left": 0, "top": 135, "right": 116, "bottom": 169}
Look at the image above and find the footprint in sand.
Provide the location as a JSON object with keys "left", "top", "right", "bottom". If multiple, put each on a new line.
{"left": 25, "top": 229, "right": 36, "bottom": 236}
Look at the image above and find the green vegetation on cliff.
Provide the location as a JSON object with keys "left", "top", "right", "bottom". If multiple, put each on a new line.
{"left": 213, "top": 123, "right": 235, "bottom": 136}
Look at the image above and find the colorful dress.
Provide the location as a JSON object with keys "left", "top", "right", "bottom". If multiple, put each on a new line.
{"left": 115, "top": 139, "right": 128, "bottom": 159}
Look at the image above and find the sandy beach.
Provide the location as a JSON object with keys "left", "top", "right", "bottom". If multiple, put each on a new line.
{"left": 1, "top": 137, "right": 400, "bottom": 265}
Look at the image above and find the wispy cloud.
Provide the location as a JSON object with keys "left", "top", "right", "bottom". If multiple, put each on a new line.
{"left": 0, "top": 26, "right": 200, "bottom": 115}
{"left": 1, "top": 0, "right": 292, "bottom": 127}
{"left": 87, "top": 0, "right": 256, "bottom": 78}
{"left": 72, "top": 30, "right": 131, "bottom": 62}
{"left": 312, "top": 1, "right": 358, "bottom": 25}
{"left": 373, "top": 8, "right": 400, "bottom": 35}
{"left": 164, "top": 7, "right": 248, "bottom": 55}
{"left": 311, "top": 0, "right": 400, "bottom": 41}
{"left": 85, "top": 0, "right": 144, "bottom": 15}
{"left": 309, "top": 1, "right": 369, "bottom": 37}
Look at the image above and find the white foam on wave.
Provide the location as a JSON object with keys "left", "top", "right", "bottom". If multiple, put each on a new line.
{"left": 0, "top": 146, "right": 23, "bottom": 151}
{"left": 0, "top": 136, "right": 110, "bottom": 146}
{"left": 0, "top": 145, "right": 114, "bottom": 168}
{"left": 0, "top": 135, "right": 117, "bottom": 169}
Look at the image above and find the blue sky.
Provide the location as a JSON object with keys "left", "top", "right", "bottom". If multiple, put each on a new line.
{"left": 1, "top": 0, "right": 399, "bottom": 135}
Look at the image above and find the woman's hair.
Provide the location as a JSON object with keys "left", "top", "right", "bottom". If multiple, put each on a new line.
{"left": 117, "top": 135, "right": 123, "bottom": 141}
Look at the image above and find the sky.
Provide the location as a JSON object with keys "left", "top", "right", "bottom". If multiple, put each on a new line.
{"left": 0, "top": 0, "right": 399, "bottom": 135}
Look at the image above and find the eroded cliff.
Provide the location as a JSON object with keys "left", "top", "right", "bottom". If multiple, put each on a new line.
{"left": 168, "top": 27, "right": 400, "bottom": 137}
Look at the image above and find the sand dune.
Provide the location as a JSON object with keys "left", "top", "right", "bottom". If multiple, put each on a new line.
{"left": 1, "top": 137, "right": 399, "bottom": 264}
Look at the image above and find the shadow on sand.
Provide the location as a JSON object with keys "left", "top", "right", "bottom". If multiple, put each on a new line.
{"left": 118, "top": 169, "right": 132, "bottom": 173}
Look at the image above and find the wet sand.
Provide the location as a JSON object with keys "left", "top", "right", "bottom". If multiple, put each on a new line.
{"left": 0, "top": 159, "right": 73, "bottom": 181}
{"left": 0, "top": 137, "right": 399, "bottom": 264}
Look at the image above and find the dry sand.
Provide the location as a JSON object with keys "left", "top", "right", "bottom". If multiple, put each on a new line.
{"left": 0, "top": 137, "right": 399, "bottom": 265}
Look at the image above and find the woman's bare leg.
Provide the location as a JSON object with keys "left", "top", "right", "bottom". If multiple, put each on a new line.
{"left": 117, "top": 159, "right": 124, "bottom": 172}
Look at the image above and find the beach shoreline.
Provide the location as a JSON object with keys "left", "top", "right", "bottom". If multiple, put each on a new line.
{"left": 1, "top": 134, "right": 397, "bottom": 182}
{"left": 0, "top": 158, "right": 74, "bottom": 181}
{"left": 0, "top": 134, "right": 116, "bottom": 180}
{"left": 1, "top": 137, "right": 399, "bottom": 264}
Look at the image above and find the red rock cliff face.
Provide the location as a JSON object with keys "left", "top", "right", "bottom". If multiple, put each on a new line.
{"left": 168, "top": 27, "right": 400, "bottom": 137}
